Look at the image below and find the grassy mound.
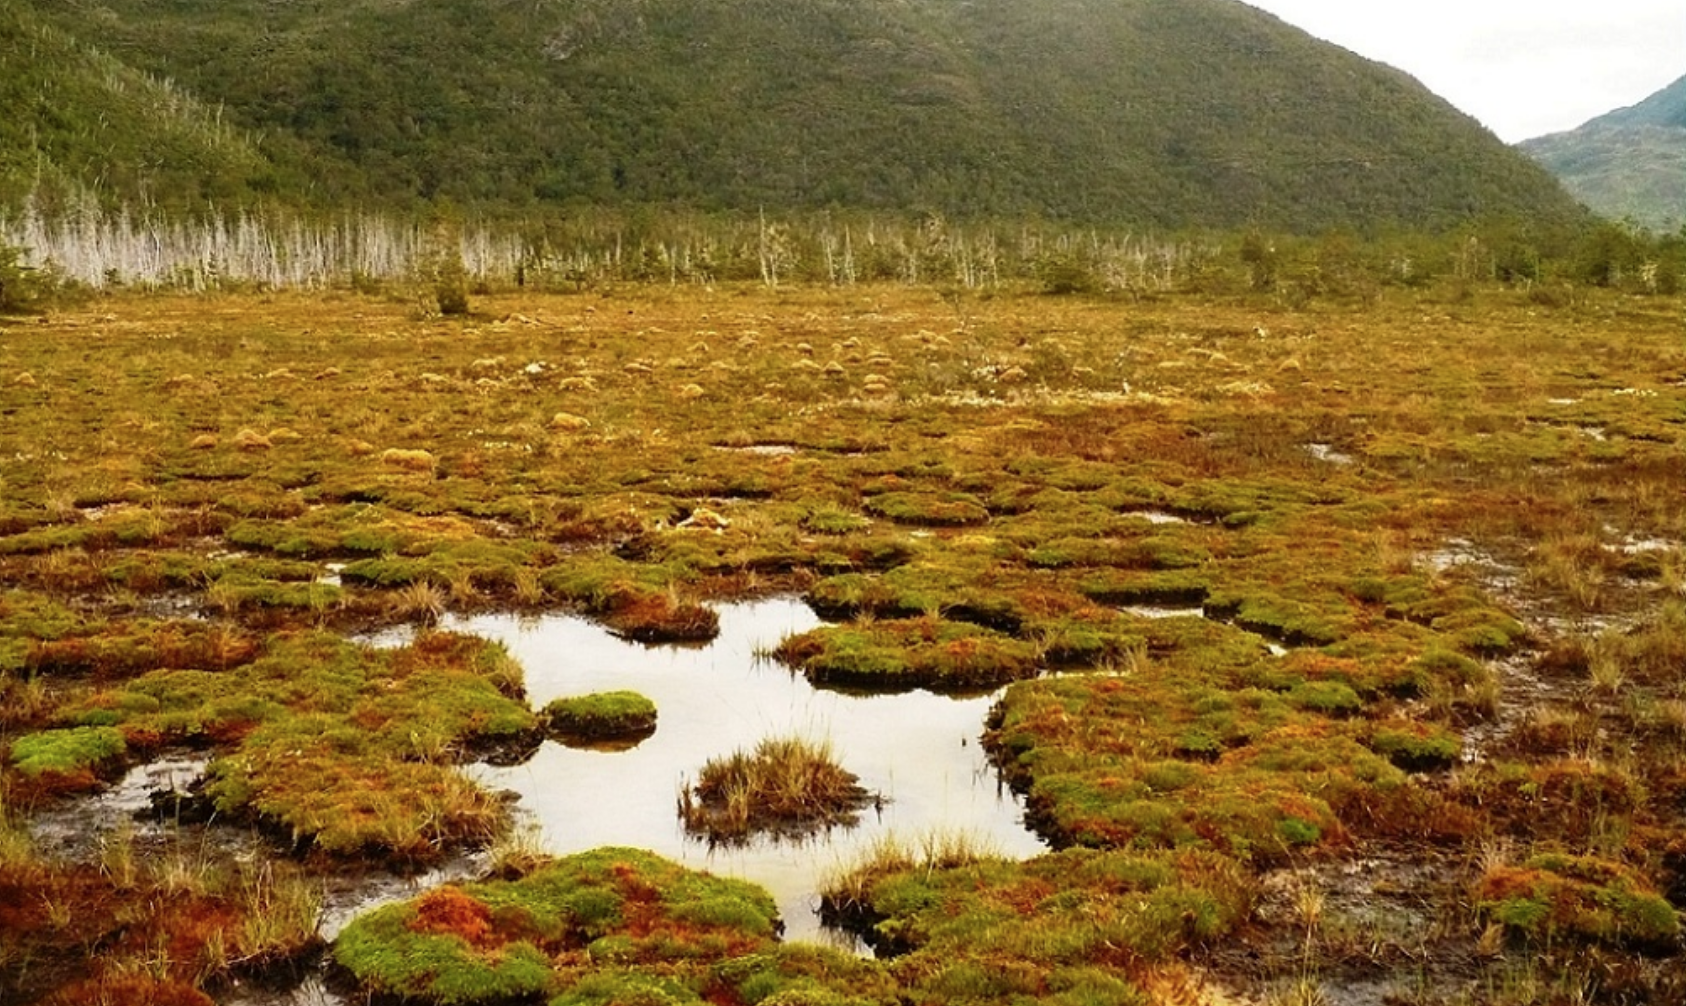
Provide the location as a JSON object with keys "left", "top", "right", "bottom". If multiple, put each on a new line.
{"left": 50, "top": 630, "right": 537, "bottom": 859}
{"left": 333, "top": 847, "right": 779, "bottom": 1004}
{"left": 822, "top": 838, "right": 1252, "bottom": 998}
{"left": 679, "top": 737, "right": 874, "bottom": 844}
{"left": 543, "top": 691, "right": 658, "bottom": 744}
{"left": 773, "top": 617, "right": 1041, "bottom": 692}
{"left": 1477, "top": 853, "right": 1680, "bottom": 951}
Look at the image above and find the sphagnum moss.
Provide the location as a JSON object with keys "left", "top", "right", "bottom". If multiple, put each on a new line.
{"left": 334, "top": 848, "right": 780, "bottom": 1004}
{"left": 544, "top": 691, "right": 658, "bottom": 743}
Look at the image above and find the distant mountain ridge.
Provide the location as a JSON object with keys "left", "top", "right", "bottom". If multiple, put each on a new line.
{"left": 1585, "top": 74, "right": 1686, "bottom": 130}
{"left": 1520, "top": 73, "right": 1686, "bottom": 230}
{"left": 5, "top": 0, "right": 1584, "bottom": 232}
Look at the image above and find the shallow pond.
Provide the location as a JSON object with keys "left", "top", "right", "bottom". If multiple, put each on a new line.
{"left": 451, "top": 596, "right": 1046, "bottom": 945}
{"left": 212, "top": 597, "right": 1044, "bottom": 1003}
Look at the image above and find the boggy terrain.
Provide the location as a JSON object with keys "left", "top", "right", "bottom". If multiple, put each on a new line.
{"left": 0, "top": 280, "right": 1682, "bottom": 1005}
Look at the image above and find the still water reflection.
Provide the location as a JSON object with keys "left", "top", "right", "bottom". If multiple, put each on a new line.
{"left": 449, "top": 597, "right": 1046, "bottom": 944}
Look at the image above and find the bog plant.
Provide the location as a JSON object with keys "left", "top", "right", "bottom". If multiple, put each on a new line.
{"left": 333, "top": 848, "right": 779, "bottom": 1004}
{"left": 679, "top": 737, "right": 874, "bottom": 844}
{"left": 544, "top": 691, "right": 658, "bottom": 743}
{"left": 1476, "top": 853, "right": 1680, "bottom": 950}
{"left": 8, "top": 725, "right": 126, "bottom": 778}
{"left": 48, "top": 631, "right": 537, "bottom": 857}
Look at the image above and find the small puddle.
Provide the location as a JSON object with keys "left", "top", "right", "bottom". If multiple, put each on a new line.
{"left": 133, "top": 593, "right": 205, "bottom": 620}
{"left": 1122, "top": 606, "right": 1289, "bottom": 656}
{"left": 1122, "top": 604, "right": 1205, "bottom": 620}
{"left": 1303, "top": 442, "right": 1354, "bottom": 466}
{"left": 450, "top": 598, "right": 1045, "bottom": 945}
{"left": 29, "top": 755, "right": 209, "bottom": 858}
{"left": 713, "top": 444, "right": 800, "bottom": 456}
{"left": 1125, "top": 509, "right": 1192, "bottom": 525}
{"left": 1609, "top": 532, "right": 1676, "bottom": 555}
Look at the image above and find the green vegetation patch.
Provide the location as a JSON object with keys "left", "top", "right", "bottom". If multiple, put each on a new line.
{"left": 8, "top": 725, "right": 126, "bottom": 779}
{"left": 774, "top": 617, "right": 1041, "bottom": 692}
{"left": 14, "top": 615, "right": 259, "bottom": 679}
{"left": 544, "top": 691, "right": 658, "bottom": 743}
{"left": 334, "top": 847, "right": 779, "bottom": 1004}
{"left": 1366, "top": 720, "right": 1463, "bottom": 772}
{"left": 1476, "top": 853, "right": 1681, "bottom": 950}
{"left": 823, "top": 842, "right": 1251, "bottom": 998}
{"left": 56, "top": 630, "right": 537, "bottom": 858}
{"left": 988, "top": 673, "right": 1417, "bottom": 862}
{"left": 861, "top": 492, "right": 990, "bottom": 527}
{"left": 1204, "top": 589, "right": 1350, "bottom": 647}
{"left": 538, "top": 559, "right": 721, "bottom": 643}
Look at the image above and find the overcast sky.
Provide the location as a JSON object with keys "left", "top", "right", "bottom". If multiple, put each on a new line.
{"left": 1243, "top": 1, "right": 1684, "bottom": 143}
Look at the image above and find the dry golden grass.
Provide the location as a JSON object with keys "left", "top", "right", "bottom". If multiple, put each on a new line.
{"left": 679, "top": 735, "right": 872, "bottom": 843}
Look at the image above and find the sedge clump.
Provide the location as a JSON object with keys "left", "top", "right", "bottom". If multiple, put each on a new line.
{"left": 679, "top": 736, "right": 875, "bottom": 844}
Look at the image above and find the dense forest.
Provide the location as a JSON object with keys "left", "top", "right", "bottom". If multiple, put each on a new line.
{"left": 4, "top": 0, "right": 1584, "bottom": 232}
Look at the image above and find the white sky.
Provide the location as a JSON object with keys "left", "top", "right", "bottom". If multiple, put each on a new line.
{"left": 1243, "top": 1, "right": 1684, "bottom": 142}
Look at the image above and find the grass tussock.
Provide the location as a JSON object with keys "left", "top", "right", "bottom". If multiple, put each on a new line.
{"left": 679, "top": 736, "right": 875, "bottom": 844}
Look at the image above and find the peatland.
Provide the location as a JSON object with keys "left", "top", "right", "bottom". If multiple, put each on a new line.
{"left": 0, "top": 261, "right": 1682, "bottom": 1004}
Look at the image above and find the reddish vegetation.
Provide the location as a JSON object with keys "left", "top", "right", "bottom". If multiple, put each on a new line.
{"left": 26, "top": 626, "right": 260, "bottom": 679}
{"left": 0, "top": 860, "right": 306, "bottom": 1003}
{"left": 388, "top": 628, "right": 496, "bottom": 673}
{"left": 46, "top": 976, "right": 215, "bottom": 1006}
{"left": 6, "top": 766, "right": 107, "bottom": 803}
{"left": 604, "top": 591, "right": 721, "bottom": 643}
{"left": 407, "top": 886, "right": 500, "bottom": 949}
{"left": 116, "top": 895, "right": 244, "bottom": 973}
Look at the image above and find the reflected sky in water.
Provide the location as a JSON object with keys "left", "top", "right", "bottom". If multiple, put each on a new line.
{"left": 450, "top": 597, "right": 1046, "bottom": 945}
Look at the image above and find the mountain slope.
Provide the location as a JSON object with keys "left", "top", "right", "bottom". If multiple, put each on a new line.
{"left": 0, "top": 0, "right": 300, "bottom": 212}
{"left": 13, "top": 0, "right": 1584, "bottom": 231}
{"left": 1521, "top": 74, "right": 1686, "bottom": 230}
{"left": 1588, "top": 74, "right": 1686, "bottom": 130}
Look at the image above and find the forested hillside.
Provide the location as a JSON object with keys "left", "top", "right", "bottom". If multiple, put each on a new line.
{"left": 8, "top": 0, "right": 1584, "bottom": 232}
{"left": 1522, "top": 74, "right": 1686, "bottom": 230}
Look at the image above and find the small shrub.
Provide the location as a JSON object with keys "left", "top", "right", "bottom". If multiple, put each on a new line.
{"left": 0, "top": 242, "right": 52, "bottom": 314}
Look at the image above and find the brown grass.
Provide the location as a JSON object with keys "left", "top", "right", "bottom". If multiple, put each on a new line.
{"left": 679, "top": 736, "right": 874, "bottom": 843}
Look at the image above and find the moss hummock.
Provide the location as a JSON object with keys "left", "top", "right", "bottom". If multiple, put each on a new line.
{"left": 544, "top": 691, "right": 658, "bottom": 743}
{"left": 53, "top": 630, "right": 538, "bottom": 859}
{"left": 333, "top": 848, "right": 780, "bottom": 1004}
{"left": 1476, "top": 853, "right": 1680, "bottom": 950}
{"left": 774, "top": 617, "right": 1040, "bottom": 692}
